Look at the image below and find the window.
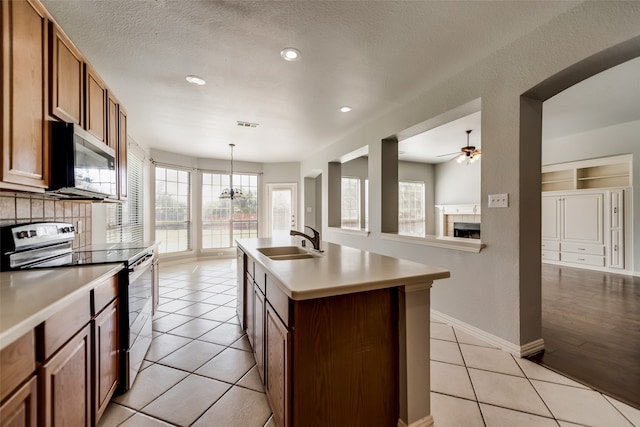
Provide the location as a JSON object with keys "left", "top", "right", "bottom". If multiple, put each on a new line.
{"left": 155, "top": 166, "right": 191, "bottom": 253}
{"left": 399, "top": 181, "right": 425, "bottom": 237}
{"left": 341, "top": 177, "right": 360, "bottom": 229}
{"left": 106, "top": 143, "right": 144, "bottom": 243}
{"left": 202, "top": 172, "right": 258, "bottom": 248}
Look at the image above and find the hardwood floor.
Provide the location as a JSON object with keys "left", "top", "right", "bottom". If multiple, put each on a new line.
{"left": 528, "top": 264, "right": 640, "bottom": 409}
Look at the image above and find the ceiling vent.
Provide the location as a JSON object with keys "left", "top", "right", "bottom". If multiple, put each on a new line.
{"left": 236, "top": 121, "right": 259, "bottom": 128}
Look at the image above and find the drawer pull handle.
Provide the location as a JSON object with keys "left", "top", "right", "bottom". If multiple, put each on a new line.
{"left": 578, "top": 248, "right": 586, "bottom": 251}
{"left": 578, "top": 258, "right": 585, "bottom": 261}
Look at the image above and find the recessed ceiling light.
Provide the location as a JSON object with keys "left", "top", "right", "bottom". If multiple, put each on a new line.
{"left": 280, "top": 47, "right": 301, "bottom": 61}
{"left": 340, "top": 106, "right": 352, "bottom": 113}
{"left": 185, "top": 75, "right": 206, "bottom": 86}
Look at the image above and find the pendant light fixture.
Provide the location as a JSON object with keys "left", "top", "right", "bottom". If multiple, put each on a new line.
{"left": 219, "top": 144, "right": 243, "bottom": 200}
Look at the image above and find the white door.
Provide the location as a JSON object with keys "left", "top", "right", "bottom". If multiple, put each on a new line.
{"left": 267, "top": 184, "right": 297, "bottom": 238}
{"left": 608, "top": 189, "right": 624, "bottom": 269}
{"left": 541, "top": 195, "right": 561, "bottom": 241}
{"left": 562, "top": 192, "right": 604, "bottom": 244}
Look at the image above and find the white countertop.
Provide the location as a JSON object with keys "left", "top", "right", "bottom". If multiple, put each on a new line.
{"left": 237, "top": 238, "right": 450, "bottom": 300}
{"left": 0, "top": 264, "right": 123, "bottom": 350}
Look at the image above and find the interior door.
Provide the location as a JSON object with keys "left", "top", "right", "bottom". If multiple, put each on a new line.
{"left": 267, "top": 184, "right": 297, "bottom": 238}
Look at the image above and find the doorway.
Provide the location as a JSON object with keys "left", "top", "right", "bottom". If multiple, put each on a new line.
{"left": 266, "top": 183, "right": 297, "bottom": 238}
{"left": 522, "top": 44, "right": 640, "bottom": 408}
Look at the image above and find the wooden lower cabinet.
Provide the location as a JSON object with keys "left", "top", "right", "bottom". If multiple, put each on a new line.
{"left": 254, "top": 284, "right": 266, "bottom": 379}
{"left": 0, "top": 376, "right": 37, "bottom": 427}
{"left": 265, "top": 305, "right": 290, "bottom": 427}
{"left": 93, "top": 298, "right": 119, "bottom": 422}
{"left": 40, "top": 324, "right": 92, "bottom": 427}
{"left": 243, "top": 252, "right": 398, "bottom": 427}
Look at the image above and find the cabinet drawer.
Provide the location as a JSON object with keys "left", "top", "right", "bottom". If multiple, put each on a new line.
{"left": 0, "top": 330, "right": 35, "bottom": 402}
{"left": 541, "top": 250, "right": 560, "bottom": 261}
{"left": 561, "top": 242, "right": 604, "bottom": 256}
{"left": 541, "top": 241, "right": 560, "bottom": 251}
{"left": 266, "top": 276, "right": 290, "bottom": 328}
{"left": 246, "top": 256, "right": 255, "bottom": 280}
{"left": 38, "top": 294, "right": 91, "bottom": 360}
{"left": 561, "top": 252, "right": 605, "bottom": 267}
{"left": 92, "top": 275, "right": 118, "bottom": 315}
{"left": 254, "top": 264, "right": 266, "bottom": 294}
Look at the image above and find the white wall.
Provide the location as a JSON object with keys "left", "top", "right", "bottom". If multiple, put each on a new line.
{"left": 299, "top": 2, "right": 640, "bottom": 348}
{"left": 543, "top": 119, "right": 640, "bottom": 273}
{"left": 434, "top": 160, "right": 481, "bottom": 206}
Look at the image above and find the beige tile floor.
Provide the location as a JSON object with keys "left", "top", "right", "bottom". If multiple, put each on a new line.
{"left": 98, "top": 259, "right": 640, "bottom": 427}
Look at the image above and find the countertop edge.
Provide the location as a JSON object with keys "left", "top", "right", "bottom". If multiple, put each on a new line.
{"left": 237, "top": 238, "right": 450, "bottom": 301}
{"left": 0, "top": 263, "right": 124, "bottom": 350}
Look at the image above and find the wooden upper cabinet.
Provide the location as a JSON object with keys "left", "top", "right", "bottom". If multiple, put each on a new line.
{"left": 107, "top": 92, "right": 118, "bottom": 151}
{"left": 85, "top": 63, "right": 107, "bottom": 144}
{"left": 49, "top": 23, "right": 83, "bottom": 125}
{"left": 1, "top": 0, "right": 50, "bottom": 192}
{"left": 118, "top": 106, "right": 128, "bottom": 200}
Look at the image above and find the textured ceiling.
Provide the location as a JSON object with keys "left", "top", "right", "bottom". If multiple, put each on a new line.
{"left": 41, "top": 1, "right": 587, "bottom": 163}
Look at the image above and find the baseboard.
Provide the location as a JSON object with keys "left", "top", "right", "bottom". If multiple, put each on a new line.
{"left": 398, "top": 415, "right": 434, "bottom": 427}
{"left": 430, "top": 310, "right": 545, "bottom": 357}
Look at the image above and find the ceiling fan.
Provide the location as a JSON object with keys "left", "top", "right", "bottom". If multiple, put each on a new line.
{"left": 438, "top": 129, "right": 481, "bottom": 163}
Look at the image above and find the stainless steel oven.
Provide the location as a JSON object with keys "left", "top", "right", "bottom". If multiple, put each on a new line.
{"left": 119, "top": 251, "right": 156, "bottom": 392}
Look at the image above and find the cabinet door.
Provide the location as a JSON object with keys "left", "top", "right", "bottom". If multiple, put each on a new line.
{"left": 107, "top": 93, "right": 118, "bottom": 151}
{"left": 41, "top": 324, "right": 92, "bottom": 427}
{"left": 85, "top": 63, "right": 106, "bottom": 144}
{"left": 266, "top": 305, "right": 290, "bottom": 427}
{"left": 94, "top": 298, "right": 119, "bottom": 423}
{"left": 1, "top": 0, "right": 50, "bottom": 191}
{"left": 246, "top": 279, "right": 255, "bottom": 348}
{"left": 608, "top": 189, "right": 624, "bottom": 269}
{"left": 254, "top": 284, "right": 266, "bottom": 380}
{"left": 0, "top": 376, "right": 37, "bottom": 427}
{"left": 562, "top": 193, "right": 603, "bottom": 245}
{"left": 541, "top": 196, "right": 561, "bottom": 241}
{"left": 50, "top": 23, "right": 83, "bottom": 125}
{"left": 118, "top": 106, "right": 128, "bottom": 200}
{"left": 609, "top": 229, "right": 624, "bottom": 269}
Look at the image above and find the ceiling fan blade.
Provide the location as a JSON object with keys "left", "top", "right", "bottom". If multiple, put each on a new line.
{"left": 437, "top": 151, "right": 460, "bottom": 157}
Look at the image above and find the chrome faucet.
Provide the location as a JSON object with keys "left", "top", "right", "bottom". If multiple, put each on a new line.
{"left": 290, "top": 226, "right": 321, "bottom": 251}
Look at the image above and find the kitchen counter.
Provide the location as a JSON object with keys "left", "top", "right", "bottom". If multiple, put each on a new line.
{"left": 237, "top": 237, "right": 450, "bottom": 427}
{"left": 237, "top": 237, "right": 450, "bottom": 300}
{"left": 0, "top": 264, "right": 123, "bottom": 350}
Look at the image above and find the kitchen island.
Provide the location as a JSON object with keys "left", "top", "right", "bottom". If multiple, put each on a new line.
{"left": 236, "top": 238, "right": 450, "bottom": 427}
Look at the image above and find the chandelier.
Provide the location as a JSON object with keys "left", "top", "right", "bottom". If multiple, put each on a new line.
{"left": 219, "top": 144, "right": 243, "bottom": 200}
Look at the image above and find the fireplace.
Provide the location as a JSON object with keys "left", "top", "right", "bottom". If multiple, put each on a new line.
{"left": 454, "top": 222, "right": 480, "bottom": 239}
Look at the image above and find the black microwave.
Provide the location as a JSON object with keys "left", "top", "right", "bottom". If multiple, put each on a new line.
{"left": 48, "top": 122, "right": 117, "bottom": 199}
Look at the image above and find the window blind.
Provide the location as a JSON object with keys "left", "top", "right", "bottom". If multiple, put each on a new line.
{"left": 106, "top": 141, "right": 145, "bottom": 243}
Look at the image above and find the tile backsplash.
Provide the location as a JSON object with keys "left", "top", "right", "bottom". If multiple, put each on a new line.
{"left": 0, "top": 194, "right": 92, "bottom": 249}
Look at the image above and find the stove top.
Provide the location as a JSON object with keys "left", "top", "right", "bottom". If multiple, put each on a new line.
{"left": 1, "top": 221, "right": 159, "bottom": 270}
{"left": 72, "top": 248, "right": 150, "bottom": 265}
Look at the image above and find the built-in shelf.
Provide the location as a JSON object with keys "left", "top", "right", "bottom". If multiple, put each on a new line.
{"left": 542, "top": 155, "right": 631, "bottom": 192}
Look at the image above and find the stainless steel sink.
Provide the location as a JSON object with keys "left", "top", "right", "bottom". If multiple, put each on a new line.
{"left": 257, "top": 246, "right": 320, "bottom": 260}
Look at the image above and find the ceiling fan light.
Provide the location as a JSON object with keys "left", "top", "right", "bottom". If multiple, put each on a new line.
{"left": 456, "top": 153, "right": 466, "bottom": 163}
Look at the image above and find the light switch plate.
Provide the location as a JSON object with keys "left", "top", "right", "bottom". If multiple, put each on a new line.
{"left": 488, "top": 193, "right": 509, "bottom": 208}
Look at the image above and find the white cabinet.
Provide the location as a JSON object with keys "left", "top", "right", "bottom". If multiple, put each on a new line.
{"left": 608, "top": 189, "right": 624, "bottom": 269}
{"left": 561, "top": 193, "right": 603, "bottom": 245}
{"left": 541, "top": 189, "right": 625, "bottom": 271}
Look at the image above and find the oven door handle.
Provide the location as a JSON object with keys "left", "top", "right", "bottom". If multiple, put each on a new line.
{"left": 128, "top": 253, "right": 154, "bottom": 274}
